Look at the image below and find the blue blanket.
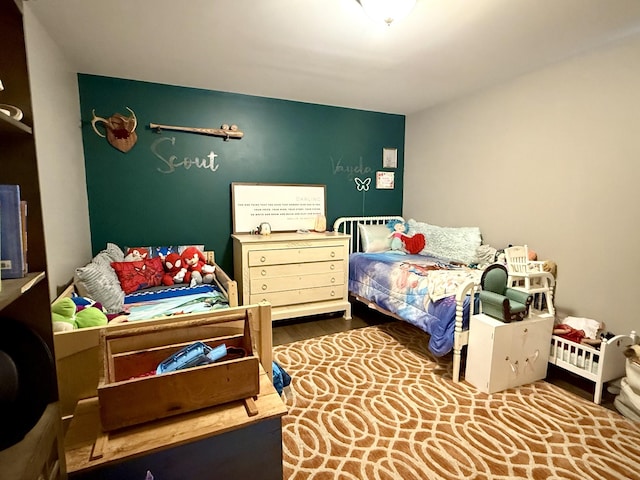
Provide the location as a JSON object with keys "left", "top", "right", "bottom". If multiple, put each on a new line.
{"left": 123, "top": 284, "right": 229, "bottom": 321}
{"left": 349, "top": 252, "right": 480, "bottom": 356}
{"left": 124, "top": 284, "right": 218, "bottom": 304}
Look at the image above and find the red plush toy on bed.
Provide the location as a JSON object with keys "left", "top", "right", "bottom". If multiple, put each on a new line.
{"left": 386, "top": 220, "right": 426, "bottom": 255}
{"left": 180, "top": 246, "right": 215, "bottom": 285}
{"left": 162, "top": 252, "right": 187, "bottom": 286}
{"left": 124, "top": 247, "right": 149, "bottom": 262}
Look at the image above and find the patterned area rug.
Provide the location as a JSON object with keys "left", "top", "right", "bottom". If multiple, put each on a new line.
{"left": 273, "top": 321, "right": 640, "bottom": 480}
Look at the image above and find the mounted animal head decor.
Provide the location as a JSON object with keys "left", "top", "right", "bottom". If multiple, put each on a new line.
{"left": 91, "top": 107, "right": 138, "bottom": 153}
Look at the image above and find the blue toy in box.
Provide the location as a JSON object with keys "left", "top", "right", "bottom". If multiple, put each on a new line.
{"left": 272, "top": 361, "right": 291, "bottom": 396}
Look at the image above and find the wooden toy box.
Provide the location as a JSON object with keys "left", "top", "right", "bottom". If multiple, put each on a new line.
{"left": 97, "top": 311, "right": 260, "bottom": 431}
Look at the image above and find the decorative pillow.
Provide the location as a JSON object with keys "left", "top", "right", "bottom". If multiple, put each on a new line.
{"left": 123, "top": 246, "right": 151, "bottom": 261}
{"left": 178, "top": 245, "right": 205, "bottom": 254}
{"left": 74, "top": 261, "right": 125, "bottom": 314}
{"left": 111, "top": 257, "right": 165, "bottom": 294}
{"left": 407, "top": 219, "right": 482, "bottom": 265}
{"left": 358, "top": 224, "right": 391, "bottom": 253}
{"left": 91, "top": 252, "right": 121, "bottom": 285}
{"left": 103, "top": 242, "right": 124, "bottom": 263}
{"left": 150, "top": 245, "right": 179, "bottom": 259}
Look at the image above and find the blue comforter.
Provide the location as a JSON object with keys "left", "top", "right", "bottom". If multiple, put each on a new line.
{"left": 349, "top": 252, "right": 480, "bottom": 356}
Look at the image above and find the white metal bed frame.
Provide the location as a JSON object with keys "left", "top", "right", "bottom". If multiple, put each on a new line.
{"left": 333, "top": 215, "right": 478, "bottom": 383}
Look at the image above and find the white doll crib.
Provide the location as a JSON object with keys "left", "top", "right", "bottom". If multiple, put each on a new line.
{"left": 549, "top": 330, "right": 638, "bottom": 404}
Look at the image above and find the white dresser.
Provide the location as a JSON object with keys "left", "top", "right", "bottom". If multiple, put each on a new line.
{"left": 231, "top": 232, "right": 352, "bottom": 322}
{"left": 465, "top": 313, "right": 554, "bottom": 394}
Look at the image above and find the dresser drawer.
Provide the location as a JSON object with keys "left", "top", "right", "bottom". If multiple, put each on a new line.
{"left": 250, "top": 261, "right": 343, "bottom": 279}
{"left": 248, "top": 245, "right": 344, "bottom": 267}
{"left": 250, "top": 271, "right": 343, "bottom": 294}
{"left": 249, "top": 285, "right": 345, "bottom": 307}
{"left": 232, "top": 232, "right": 351, "bottom": 321}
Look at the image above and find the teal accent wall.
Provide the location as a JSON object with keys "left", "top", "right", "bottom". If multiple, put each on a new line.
{"left": 77, "top": 75, "right": 404, "bottom": 273}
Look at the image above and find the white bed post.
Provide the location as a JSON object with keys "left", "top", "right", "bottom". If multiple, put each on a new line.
{"left": 452, "top": 280, "right": 477, "bottom": 383}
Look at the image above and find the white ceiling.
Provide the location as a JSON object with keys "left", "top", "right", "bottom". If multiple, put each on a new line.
{"left": 25, "top": 0, "right": 640, "bottom": 115}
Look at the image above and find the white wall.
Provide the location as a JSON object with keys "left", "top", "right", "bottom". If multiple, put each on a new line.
{"left": 23, "top": 5, "right": 92, "bottom": 300}
{"left": 404, "top": 33, "right": 640, "bottom": 334}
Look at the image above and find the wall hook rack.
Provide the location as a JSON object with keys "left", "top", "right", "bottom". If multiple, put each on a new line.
{"left": 149, "top": 122, "right": 243, "bottom": 141}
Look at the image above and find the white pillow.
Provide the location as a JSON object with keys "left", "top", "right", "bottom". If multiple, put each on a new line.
{"left": 103, "top": 242, "right": 124, "bottom": 262}
{"left": 407, "top": 219, "right": 482, "bottom": 264}
{"left": 358, "top": 224, "right": 392, "bottom": 253}
{"left": 74, "top": 261, "right": 125, "bottom": 314}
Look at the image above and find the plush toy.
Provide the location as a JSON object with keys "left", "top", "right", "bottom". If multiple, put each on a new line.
{"left": 51, "top": 297, "right": 109, "bottom": 332}
{"left": 180, "top": 246, "right": 215, "bottom": 286}
{"left": 386, "top": 220, "right": 426, "bottom": 255}
{"left": 124, "top": 247, "right": 149, "bottom": 262}
{"left": 387, "top": 220, "right": 407, "bottom": 253}
{"left": 162, "top": 252, "right": 187, "bottom": 286}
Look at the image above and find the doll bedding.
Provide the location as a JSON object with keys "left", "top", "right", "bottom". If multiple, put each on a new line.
{"left": 349, "top": 251, "right": 482, "bottom": 356}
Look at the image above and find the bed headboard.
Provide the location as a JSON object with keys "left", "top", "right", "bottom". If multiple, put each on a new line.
{"left": 333, "top": 215, "right": 404, "bottom": 254}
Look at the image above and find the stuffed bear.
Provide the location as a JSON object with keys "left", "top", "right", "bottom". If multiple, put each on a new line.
{"left": 162, "top": 252, "right": 187, "bottom": 286}
{"left": 181, "top": 246, "right": 215, "bottom": 286}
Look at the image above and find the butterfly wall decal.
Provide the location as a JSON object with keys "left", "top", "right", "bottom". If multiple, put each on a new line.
{"left": 354, "top": 177, "right": 371, "bottom": 191}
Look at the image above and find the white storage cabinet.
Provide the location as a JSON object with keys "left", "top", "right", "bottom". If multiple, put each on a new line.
{"left": 232, "top": 232, "right": 351, "bottom": 322}
{"left": 466, "top": 313, "right": 554, "bottom": 394}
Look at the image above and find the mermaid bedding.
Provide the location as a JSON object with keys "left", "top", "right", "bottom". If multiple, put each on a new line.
{"left": 349, "top": 252, "right": 482, "bottom": 356}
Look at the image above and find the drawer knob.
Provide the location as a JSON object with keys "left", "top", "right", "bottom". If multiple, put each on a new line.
{"left": 330, "top": 251, "right": 336, "bottom": 258}
{"left": 262, "top": 284, "right": 267, "bottom": 290}
{"left": 330, "top": 264, "right": 335, "bottom": 270}
{"left": 261, "top": 269, "right": 267, "bottom": 276}
{"left": 330, "top": 290, "right": 336, "bottom": 297}
{"left": 331, "top": 277, "right": 336, "bottom": 283}
{"left": 260, "top": 256, "right": 266, "bottom": 263}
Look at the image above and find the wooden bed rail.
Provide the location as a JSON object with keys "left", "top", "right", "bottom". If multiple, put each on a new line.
{"left": 52, "top": 256, "right": 243, "bottom": 422}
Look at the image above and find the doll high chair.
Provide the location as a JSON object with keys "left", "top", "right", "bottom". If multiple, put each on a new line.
{"left": 504, "top": 245, "right": 555, "bottom": 316}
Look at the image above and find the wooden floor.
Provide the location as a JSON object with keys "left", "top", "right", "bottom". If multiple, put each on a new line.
{"left": 273, "top": 300, "right": 619, "bottom": 412}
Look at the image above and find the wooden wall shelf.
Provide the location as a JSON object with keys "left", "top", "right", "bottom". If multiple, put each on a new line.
{"left": 0, "top": 113, "right": 32, "bottom": 134}
{"left": 0, "top": 272, "right": 46, "bottom": 311}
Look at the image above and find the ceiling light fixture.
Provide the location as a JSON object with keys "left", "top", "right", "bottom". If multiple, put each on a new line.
{"left": 358, "top": 0, "right": 417, "bottom": 27}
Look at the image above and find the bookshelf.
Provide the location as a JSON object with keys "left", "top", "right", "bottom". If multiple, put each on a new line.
{"left": 0, "top": 0, "right": 65, "bottom": 478}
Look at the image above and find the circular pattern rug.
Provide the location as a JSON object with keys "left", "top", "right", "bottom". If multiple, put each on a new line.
{"left": 274, "top": 321, "right": 640, "bottom": 480}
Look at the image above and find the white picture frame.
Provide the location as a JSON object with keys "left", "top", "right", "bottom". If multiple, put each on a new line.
{"left": 231, "top": 182, "right": 326, "bottom": 233}
{"left": 382, "top": 147, "right": 397, "bottom": 169}
{"left": 376, "top": 171, "right": 395, "bottom": 189}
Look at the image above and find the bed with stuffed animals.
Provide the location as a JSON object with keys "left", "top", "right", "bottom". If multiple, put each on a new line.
{"left": 52, "top": 243, "right": 243, "bottom": 420}
{"left": 333, "top": 216, "right": 486, "bottom": 383}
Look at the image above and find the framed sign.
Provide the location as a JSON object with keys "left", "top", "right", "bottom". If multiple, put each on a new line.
{"left": 376, "top": 171, "right": 395, "bottom": 189}
{"left": 383, "top": 147, "right": 398, "bottom": 168}
{"left": 232, "top": 183, "right": 326, "bottom": 233}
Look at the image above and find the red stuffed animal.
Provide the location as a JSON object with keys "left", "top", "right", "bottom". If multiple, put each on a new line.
{"left": 162, "top": 252, "right": 188, "bottom": 286}
{"left": 124, "top": 247, "right": 149, "bottom": 262}
{"left": 180, "top": 246, "right": 215, "bottom": 285}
